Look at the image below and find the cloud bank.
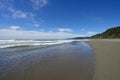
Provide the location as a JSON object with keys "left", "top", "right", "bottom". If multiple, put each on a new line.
{"left": 58, "top": 28, "right": 72, "bottom": 32}
{"left": 0, "top": 27, "right": 81, "bottom": 39}
{"left": 10, "top": 26, "right": 21, "bottom": 30}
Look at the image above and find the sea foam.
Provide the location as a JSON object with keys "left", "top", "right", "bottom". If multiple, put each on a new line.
{"left": 0, "top": 39, "right": 89, "bottom": 48}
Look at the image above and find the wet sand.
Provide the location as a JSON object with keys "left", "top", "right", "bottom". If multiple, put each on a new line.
{"left": 0, "top": 42, "right": 94, "bottom": 80}
{"left": 87, "top": 39, "right": 120, "bottom": 80}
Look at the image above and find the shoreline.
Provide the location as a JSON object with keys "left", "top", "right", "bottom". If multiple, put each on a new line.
{"left": 87, "top": 39, "right": 120, "bottom": 80}
{"left": 0, "top": 41, "right": 94, "bottom": 80}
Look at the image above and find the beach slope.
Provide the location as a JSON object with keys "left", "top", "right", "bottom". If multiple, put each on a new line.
{"left": 87, "top": 39, "right": 120, "bottom": 80}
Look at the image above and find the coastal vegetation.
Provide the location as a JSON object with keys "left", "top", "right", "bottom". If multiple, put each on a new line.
{"left": 73, "top": 26, "right": 120, "bottom": 39}
{"left": 92, "top": 26, "right": 120, "bottom": 39}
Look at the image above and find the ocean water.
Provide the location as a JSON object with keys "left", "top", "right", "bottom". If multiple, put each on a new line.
{"left": 0, "top": 39, "right": 94, "bottom": 80}
{"left": 0, "top": 39, "right": 89, "bottom": 48}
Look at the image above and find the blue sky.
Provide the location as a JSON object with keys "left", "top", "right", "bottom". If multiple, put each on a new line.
{"left": 0, "top": 0, "right": 120, "bottom": 39}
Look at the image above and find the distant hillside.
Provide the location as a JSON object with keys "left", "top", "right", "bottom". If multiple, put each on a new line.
{"left": 92, "top": 26, "right": 120, "bottom": 39}
{"left": 72, "top": 37, "right": 91, "bottom": 39}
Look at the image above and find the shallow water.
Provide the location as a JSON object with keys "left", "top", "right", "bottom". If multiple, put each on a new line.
{"left": 0, "top": 41, "right": 94, "bottom": 80}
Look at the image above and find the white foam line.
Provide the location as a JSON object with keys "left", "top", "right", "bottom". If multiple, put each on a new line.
{"left": 0, "top": 39, "right": 90, "bottom": 48}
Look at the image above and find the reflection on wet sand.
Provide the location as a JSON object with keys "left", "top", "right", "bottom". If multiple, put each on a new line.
{"left": 0, "top": 41, "right": 94, "bottom": 80}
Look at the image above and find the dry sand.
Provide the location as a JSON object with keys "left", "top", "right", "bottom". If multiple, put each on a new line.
{"left": 87, "top": 39, "right": 120, "bottom": 80}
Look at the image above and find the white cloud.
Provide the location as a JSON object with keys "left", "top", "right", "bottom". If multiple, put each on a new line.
{"left": 0, "top": 0, "right": 35, "bottom": 19}
{"left": 8, "top": 8, "right": 29, "bottom": 19}
{"left": 31, "top": 0, "right": 48, "bottom": 9}
{"left": 10, "top": 26, "right": 21, "bottom": 30}
{"left": 40, "top": 29, "right": 44, "bottom": 32}
{"left": 33, "top": 21, "right": 41, "bottom": 27}
{"left": 0, "top": 28, "right": 81, "bottom": 39}
{"left": 13, "top": 10, "right": 27, "bottom": 19}
{"left": 0, "top": 0, "right": 48, "bottom": 10}
{"left": 87, "top": 32, "right": 97, "bottom": 35}
{"left": 0, "top": 0, "right": 42, "bottom": 27}
{"left": 34, "top": 23, "right": 40, "bottom": 27}
{"left": 58, "top": 28, "right": 72, "bottom": 32}
{"left": 81, "top": 29, "right": 85, "bottom": 31}
{"left": 27, "top": 20, "right": 43, "bottom": 28}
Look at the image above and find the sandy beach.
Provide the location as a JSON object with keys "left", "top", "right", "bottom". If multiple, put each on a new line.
{"left": 87, "top": 39, "right": 120, "bottom": 80}
{"left": 2, "top": 39, "right": 120, "bottom": 80}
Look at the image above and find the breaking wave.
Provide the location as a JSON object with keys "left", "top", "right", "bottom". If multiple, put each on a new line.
{"left": 0, "top": 39, "right": 90, "bottom": 48}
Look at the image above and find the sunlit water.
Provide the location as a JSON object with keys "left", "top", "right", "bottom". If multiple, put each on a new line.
{"left": 0, "top": 40, "right": 94, "bottom": 80}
